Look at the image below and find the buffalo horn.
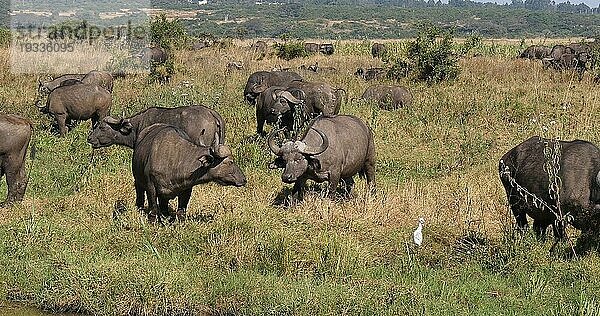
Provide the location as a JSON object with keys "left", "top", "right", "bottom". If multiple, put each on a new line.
{"left": 103, "top": 116, "right": 121, "bottom": 125}
{"left": 300, "top": 128, "right": 329, "bottom": 156}
{"left": 215, "top": 145, "right": 232, "bottom": 158}
{"left": 279, "top": 91, "right": 302, "bottom": 104}
{"left": 267, "top": 129, "right": 284, "bottom": 155}
{"left": 596, "top": 170, "right": 600, "bottom": 187}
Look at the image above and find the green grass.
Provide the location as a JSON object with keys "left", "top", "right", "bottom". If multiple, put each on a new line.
{"left": 1, "top": 41, "right": 600, "bottom": 315}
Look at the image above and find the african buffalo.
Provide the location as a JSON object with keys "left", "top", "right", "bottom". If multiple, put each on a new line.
{"left": 304, "top": 42, "right": 319, "bottom": 54}
{"left": 243, "top": 71, "right": 303, "bottom": 105}
{"left": 255, "top": 86, "right": 303, "bottom": 136}
{"left": 372, "top": 43, "right": 387, "bottom": 58}
{"left": 268, "top": 115, "right": 375, "bottom": 202}
{"left": 361, "top": 84, "right": 412, "bottom": 110}
{"left": 0, "top": 114, "right": 32, "bottom": 206}
{"left": 285, "top": 80, "right": 344, "bottom": 116}
{"left": 319, "top": 43, "right": 334, "bottom": 55}
{"left": 544, "top": 52, "right": 589, "bottom": 81}
{"left": 499, "top": 136, "right": 600, "bottom": 240}
{"left": 519, "top": 45, "right": 550, "bottom": 59}
{"left": 87, "top": 105, "right": 224, "bottom": 149}
{"left": 37, "top": 82, "right": 111, "bottom": 137}
{"left": 549, "top": 44, "right": 574, "bottom": 61}
{"left": 355, "top": 67, "right": 387, "bottom": 81}
{"left": 133, "top": 124, "right": 246, "bottom": 221}
{"left": 138, "top": 46, "right": 168, "bottom": 64}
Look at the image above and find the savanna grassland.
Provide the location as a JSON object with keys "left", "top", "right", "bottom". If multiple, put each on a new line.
{"left": 1, "top": 39, "right": 600, "bottom": 315}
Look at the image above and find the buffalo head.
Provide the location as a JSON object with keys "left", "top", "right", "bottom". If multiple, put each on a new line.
{"left": 267, "top": 128, "right": 329, "bottom": 183}
{"left": 204, "top": 142, "right": 247, "bottom": 187}
{"left": 87, "top": 116, "right": 134, "bottom": 149}
{"left": 266, "top": 90, "right": 303, "bottom": 123}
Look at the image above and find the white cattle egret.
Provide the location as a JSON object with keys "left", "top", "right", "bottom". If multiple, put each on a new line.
{"left": 413, "top": 217, "right": 425, "bottom": 246}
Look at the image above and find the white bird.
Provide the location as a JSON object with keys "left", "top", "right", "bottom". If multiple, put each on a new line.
{"left": 413, "top": 217, "right": 425, "bottom": 246}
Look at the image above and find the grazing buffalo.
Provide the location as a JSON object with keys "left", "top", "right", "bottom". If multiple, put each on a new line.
{"left": 319, "top": 43, "right": 334, "bottom": 55}
{"left": 0, "top": 114, "right": 32, "bottom": 206}
{"left": 82, "top": 70, "right": 114, "bottom": 93}
{"left": 355, "top": 67, "right": 387, "bottom": 81}
{"left": 268, "top": 115, "right": 375, "bottom": 202}
{"left": 519, "top": 45, "right": 550, "bottom": 59}
{"left": 544, "top": 52, "right": 589, "bottom": 81}
{"left": 304, "top": 42, "right": 320, "bottom": 54}
{"left": 133, "top": 124, "right": 246, "bottom": 221}
{"left": 88, "top": 105, "right": 224, "bottom": 149}
{"left": 372, "top": 43, "right": 387, "bottom": 58}
{"left": 255, "top": 86, "right": 303, "bottom": 136}
{"left": 361, "top": 84, "right": 412, "bottom": 110}
{"left": 38, "top": 73, "right": 85, "bottom": 96}
{"left": 285, "top": 80, "right": 344, "bottom": 115}
{"left": 37, "top": 82, "right": 112, "bottom": 137}
{"left": 243, "top": 71, "right": 303, "bottom": 105}
{"left": 549, "top": 44, "right": 574, "bottom": 61}
{"left": 499, "top": 136, "right": 600, "bottom": 240}
{"left": 567, "top": 42, "right": 591, "bottom": 55}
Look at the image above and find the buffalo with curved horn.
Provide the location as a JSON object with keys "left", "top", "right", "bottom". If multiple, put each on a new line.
{"left": 268, "top": 115, "right": 376, "bottom": 202}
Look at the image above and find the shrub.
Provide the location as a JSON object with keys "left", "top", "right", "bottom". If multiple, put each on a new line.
{"left": 460, "top": 33, "right": 483, "bottom": 56}
{"left": 388, "top": 26, "right": 460, "bottom": 84}
{"left": 149, "top": 14, "right": 189, "bottom": 49}
{"left": 273, "top": 41, "right": 307, "bottom": 60}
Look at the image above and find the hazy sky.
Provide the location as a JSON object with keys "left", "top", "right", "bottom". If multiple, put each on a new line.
{"left": 474, "top": 0, "right": 600, "bottom": 6}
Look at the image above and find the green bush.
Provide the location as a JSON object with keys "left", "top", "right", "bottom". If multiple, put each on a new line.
{"left": 149, "top": 14, "right": 189, "bottom": 49}
{"left": 388, "top": 26, "right": 460, "bottom": 84}
{"left": 273, "top": 41, "right": 308, "bottom": 60}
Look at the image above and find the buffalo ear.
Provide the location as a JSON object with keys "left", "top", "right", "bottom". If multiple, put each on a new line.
{"left": 198, "top": 154, "right": 214, "bottom": 166}
{"left": 119, "top": 119, "right": 133, "bottom": 134}
{"left": 307, "top": 157, "right": 321, "bottom": 171}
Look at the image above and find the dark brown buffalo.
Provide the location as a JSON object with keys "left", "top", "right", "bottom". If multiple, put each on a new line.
{"left": 549, "top": 44, "right": 574, "bottom": 61}
{"left": 355, "top": 67, "right": 387, "bottom": 81}
{"left": 372, "top": 43, "right": 387, "bottom": 58}
{"left": 519, "top": 45, "right": 550, "bottom": 59}
{"left": 255, "top": 86, "right": 303, "bottom": 136}
{"left": 285, "top": 80, "right": 343, "bottom": 116}
{"left": 37, "top": 82, "right": 112, "bottom": 136}
{"left": 567, "top": 42, "right": 591, "bottom": 55}
{"left": 545, "top": 52, "right": 589, "bottom": 81}
{"left": 304, "top": 42, "right": 319, "bottom": 54}
{"left": 268, "top": 115, "right": 375, "bottom": 202}
{"left": 88, "top": 105, "right": 224, "bottom": 149}
{"left": 133, "top": 124, "right": 246, "bottom": 221}
{"left": 319, "top": 43, "right": 334, "bottom": 55}
{"left": 499, "top": 136, "right": 600, "bottom": 240}
{"left": 361, "top": 84, "right": 412, "bottom": 110}
{"left": 0, "top": 114, "right": 32, "bottom": 206}
{"left": 243, "top": 71, "right": 303, "bottom": 105}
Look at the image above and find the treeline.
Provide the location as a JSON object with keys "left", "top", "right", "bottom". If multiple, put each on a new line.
{"left": 178, "top": 3, "right": 600, "bottom": 39}
{"left": 205, "top": 0, "right": 600, "bottom": 14}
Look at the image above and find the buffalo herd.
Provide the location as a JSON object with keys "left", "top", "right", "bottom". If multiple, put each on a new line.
{"left": 1, "top": 39, "right": 600, "bottom": 249}
{"left": 519, "top": 41, "right": 597, "bottom": 81}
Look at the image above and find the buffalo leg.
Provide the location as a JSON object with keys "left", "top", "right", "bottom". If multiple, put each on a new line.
{"left": 145, "top": 184, "right": 159, "bottom": 222}
{"left": 134, "top": 181, "right": 145, "bottom": 211}
{"left": 176, "top": 189, "right": 193, "bottom": 219}
{"left": 4, "top": 155, "right": 27, "bottom": 205}
{"left": 533, "top": 220, "right": 550, "bottom": 241}
{"left": 158, "top": 196, "right": 171, "bottom": 221}
{"left": 290, "top": 178, "right": 307, "bottom": 204}
{"left": 256, "top": 108, "right": 266, "bottom": 136}
{"left": 327, "top": 173, "right": 341, "bottom": 199}
{"left": 342, "top": 177, "right": 354, "bottom": 198}
{"left": 55, "top": 113, "right": 68, "bottom": 137}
